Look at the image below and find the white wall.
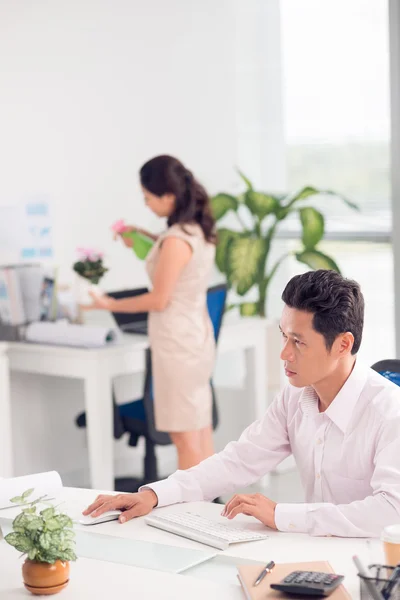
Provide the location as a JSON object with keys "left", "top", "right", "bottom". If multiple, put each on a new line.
{"left": 0, "top": 0, "right": 287, "bottom": 484}
{"left": 235, "top": 0, "right": 286, "bottom": 192}
{"left": 0, "top": 0, "right": 237, "bottom": 287}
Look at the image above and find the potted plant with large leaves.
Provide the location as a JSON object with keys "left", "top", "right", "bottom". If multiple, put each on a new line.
{"left": 211, "top": 172, "right": 358, "bottom": 317}
{"left": 4, "top": 488, "right": 77, "bottom": 595}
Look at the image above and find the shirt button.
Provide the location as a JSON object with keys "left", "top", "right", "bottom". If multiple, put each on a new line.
{"left": 316, "top": 473, "right": 321, "bottom": 479}
{"left": 316, "top": 438, "right": 322, "bottom": 445}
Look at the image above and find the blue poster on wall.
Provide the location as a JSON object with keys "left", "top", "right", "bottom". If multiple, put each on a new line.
{"left": 21, "top": 201, "right": 53, "bottom": 260}
{"left": 0, "top": 197, "right": 53, "bottom": 263}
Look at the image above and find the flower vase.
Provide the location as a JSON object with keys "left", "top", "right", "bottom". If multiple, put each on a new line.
{"left": 74, "top": 276, "right": 101, "bottom": 323}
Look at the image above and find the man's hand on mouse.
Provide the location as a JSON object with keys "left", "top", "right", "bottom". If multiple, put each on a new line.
{"left": 83, "top": 490, "right": 158, "bottom": 524}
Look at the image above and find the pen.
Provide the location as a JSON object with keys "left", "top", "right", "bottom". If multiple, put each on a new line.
{"left": 352, "top": 555, "right": 384, "bottom": 600}
{"left": 253, "top": 560, "right": 275, "bottom": 587}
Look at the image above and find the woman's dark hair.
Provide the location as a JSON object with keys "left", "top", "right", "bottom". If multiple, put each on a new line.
{"left": 281, "top": 270, "right": 364, "bottom": 354}
{"left": 139, "top": 155, "right": 216, "bottom": 243}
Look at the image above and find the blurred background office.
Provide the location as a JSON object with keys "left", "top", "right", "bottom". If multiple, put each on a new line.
{"left": 0, "top": 0, "right": 399, "bottom": 499}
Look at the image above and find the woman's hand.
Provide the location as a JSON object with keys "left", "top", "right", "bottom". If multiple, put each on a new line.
{"left": 112, "top": 224, "right": 137, "bottom": 248}
{"left": 82, "top": 490, "right": 158, "bottom": 524}
{"left": 81, "top": 290, "right": 114, "bottom": 311}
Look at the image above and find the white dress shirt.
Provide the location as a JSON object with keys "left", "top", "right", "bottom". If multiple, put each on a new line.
{"left": 144, "top": 361, "right": 400, "bottom": 537}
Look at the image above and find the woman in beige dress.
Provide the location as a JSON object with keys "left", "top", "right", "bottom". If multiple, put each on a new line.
{"left": 88, "top": 155, "right": 217, "bottom": 470}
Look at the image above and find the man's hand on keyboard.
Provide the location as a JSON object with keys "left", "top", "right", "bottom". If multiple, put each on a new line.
{"left": 82, "top": 490, "right": 158, "bottom": 524}
{"left": 221, "top": 493, "right": 278, "bottom": 530}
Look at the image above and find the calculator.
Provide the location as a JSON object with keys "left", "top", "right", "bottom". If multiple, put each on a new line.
{"left": 270, "top": 570, "right": 345, "bottom": 596}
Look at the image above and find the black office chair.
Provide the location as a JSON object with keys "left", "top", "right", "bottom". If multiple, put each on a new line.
{"left": 371, "top": 359, "right": 400, "bottom": 387}
{"left": 76, "top": 283, "right": 228, "bottom": 492}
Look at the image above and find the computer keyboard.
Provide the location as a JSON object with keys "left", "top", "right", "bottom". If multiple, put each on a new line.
{"left": 144, "top": 511, "right": 269, "bottom": 550}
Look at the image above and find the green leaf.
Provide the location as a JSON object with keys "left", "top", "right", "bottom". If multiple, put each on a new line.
{"left": 210, "top": 194, "right": 238, "bottom": 221}
{"left": 59, "top": 549, "right": 77, "bottom": 562}
{"left": 236, "top": 168, "right": 253, "bottom": 190}
{"left": 12, "top": 513, "right": 30, "bottom": 532}
{"left": 244, "top": 191, "right": 280, "bottom": 221}
{"left": 5, "top": 532, "right": 33, "bottom": 554}
{"left": 40, "top": 507, "right": 56, "bottom": 520}
{"left": 56, "top": 515, "right": 73, "bottom": 529}
{"left": 325, "top": 190, "right": 359, "bottom": 211}
{"left": 21, "top": 488, "right": 34, "bottom": 501}
{"left": 226, "top": 236, "right": 269, "bottom": 296}
{"left": 45, "top": 517, "right": 63, "bottom": 531}
{"left": 45, "top": 514, "right": 73, "bottom": 532}
{"left": 239, "top": 302, "right": 260, "bottom": 317}
{"left": 290, "top": 185, "right": 320, "bottom": 203}
{"left": 38, "top": 555, "right": 58, "bottom": 565}
{"left": 296, "top": 249, "right": 341, "bottom": 273}
{"left": 299, "top": 207, "right": 324, "bottom": 249}
{"left": 215, "top": 228, "right": 241, "bottom": 273}
{"left": 10, "top": 495, "right": 23, "bottom": 504}
{"left": 285, "top": 185, "right": 359, "bottom": 212}
{"left": 39, "top": 532, "right": 52, "bottom": 550}
{"left": 28, "top": 548, "right": 38, "bottom": 561}
{"left": 25, "top": 516, "right": 44, "bottom": 533}
{"left": 22, "top": 507, "right": 37, "bottom": 515}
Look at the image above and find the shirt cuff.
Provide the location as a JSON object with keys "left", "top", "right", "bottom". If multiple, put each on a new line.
{"left": 274, "top": 503, "right": 308, "bottom": 533}
{"left": 139, "top": 479, "right": 183, "bottom": 508}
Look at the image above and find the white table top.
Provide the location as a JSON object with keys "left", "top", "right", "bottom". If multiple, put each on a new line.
{"left": 0, "top": 543, "right": 242, "bottom": 600}
{"left": 0, "top": 487, "right": 383, "bottom": 599}
{"left": 5, "top": 316, "right": 269, "bottom": 358}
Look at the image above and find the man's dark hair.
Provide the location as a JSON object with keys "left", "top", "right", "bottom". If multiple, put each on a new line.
{"left": 281, "top": 270, "right": 364, "bottom": 354}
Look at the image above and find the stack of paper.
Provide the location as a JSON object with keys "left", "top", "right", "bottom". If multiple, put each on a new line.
{"left": 25, "top": 321, "right": 117, "bottom": 348}
{"left": 0, "top": 471, "right": 63, "bottom": 511}
{"left": 0, "top": 264, "right": 45, "bottom": 325}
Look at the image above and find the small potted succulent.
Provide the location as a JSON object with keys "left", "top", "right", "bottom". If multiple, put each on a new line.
{"left": 72, "top": 247, "right": 108, "bottom": 307}
{"left": 4, "top": 489, "right": 77, "bottom": 595}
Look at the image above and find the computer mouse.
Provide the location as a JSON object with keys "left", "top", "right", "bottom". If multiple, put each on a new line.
{"left": 78, "top": 510, "right": 121, "bottom": 525}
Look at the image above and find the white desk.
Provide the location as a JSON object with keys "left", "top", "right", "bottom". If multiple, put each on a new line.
{"left": 3, "top": 318, "right": 268, "bottom": 489}
{"left": 0, "top": 544, "right": 243, "bottom": 600}
{"left": 0, "top": 488, "right": 380, "bottom": 599}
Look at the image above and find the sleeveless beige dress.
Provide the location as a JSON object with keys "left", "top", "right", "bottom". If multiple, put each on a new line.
{"left": 145, "top": 223, "right": 216, "bottom": 432}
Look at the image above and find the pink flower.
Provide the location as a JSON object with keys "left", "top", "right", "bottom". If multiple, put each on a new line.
{"left": 76, "top": 247, "right": 103, "bottom": 262}
{"left": 111, "top": 219, "right": 128, "bottom": 234}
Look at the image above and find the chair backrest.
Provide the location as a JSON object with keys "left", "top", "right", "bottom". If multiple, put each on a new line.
{"left": 371, "top": 359, "right": 400, "bottom": 387}
{"left": 144, "top": 283, "right": 228, "bottom": 445}
{"left": 207, "top": 283, "right": 228, "bottom": 343}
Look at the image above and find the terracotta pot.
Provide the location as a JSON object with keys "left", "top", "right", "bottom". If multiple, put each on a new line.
{"left": 22, "top": 559, "right": 70, "bottom": 596}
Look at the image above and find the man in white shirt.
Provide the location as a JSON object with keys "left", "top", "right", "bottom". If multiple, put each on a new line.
{"left": 84, "top": 270, "right": 400, "bottom": 537}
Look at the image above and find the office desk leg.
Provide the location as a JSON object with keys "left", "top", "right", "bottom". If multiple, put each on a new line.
{"left": 84, "top": 366, "right": 114, "bottom": 491}
{"left": 0, "top": 351, "right": 13, "bottom": 477}
{"left": 245, "top": 333, "right": 270, "bottom": 489}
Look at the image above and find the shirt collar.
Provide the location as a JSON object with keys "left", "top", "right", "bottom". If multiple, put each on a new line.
{"left": 299, "top": 360, "right": 369, "bottom": 433}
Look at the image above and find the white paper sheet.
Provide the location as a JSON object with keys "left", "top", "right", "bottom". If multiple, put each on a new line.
{"left": 25, "top": 321, "right": 117, "bottom": 348}
{"left": 0, "top": 471, "right": 63, "bottom": 509}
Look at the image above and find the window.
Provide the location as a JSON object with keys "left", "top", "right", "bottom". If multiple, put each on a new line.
{"left": 281, "top": 0, "right": 390, "bottom": 235}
